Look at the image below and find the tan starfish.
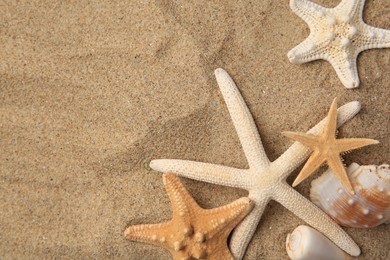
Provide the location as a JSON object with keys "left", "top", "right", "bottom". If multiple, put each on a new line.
{"left": 283, "top": 98, "right": 379, "bottom": 194}
{"left": 288, "top": 0, "right": 390, "bottom": 88}
{"left": 124, "top": 173, "right": 253, "bottom": 260}
{"left": 150, "top": 68, "right": 361, "bottom": 259}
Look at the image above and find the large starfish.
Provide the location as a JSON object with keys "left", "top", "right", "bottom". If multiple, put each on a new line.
{"left": 283, "top": 98, "right": 379, "bottom": 194}
{"left": 288, "top": 0, "right": 390, "bottom": 88}
{"left": 125, "top": 173, "right": 253, "bottom": 260}
{"left": 150, "top": 68, "right": 361, "bottom": 259}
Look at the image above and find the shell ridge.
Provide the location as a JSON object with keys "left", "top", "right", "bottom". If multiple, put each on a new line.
{"left": 310, "top": 163, "right": 390, "bottom": 228}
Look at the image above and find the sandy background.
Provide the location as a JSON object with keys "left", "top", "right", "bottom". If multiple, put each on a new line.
{"left": 1, "top": 0, "right": 389, "bottom": 259}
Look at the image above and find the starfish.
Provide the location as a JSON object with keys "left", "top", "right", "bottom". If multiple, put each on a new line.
{"left": 124, "top": 173, "right": 253, "bottom": 260}
{"left": 288, "top": 0, "right": 390, "bottom": 88}
{"left": 283, "top": 98, "right": 379, "bottom": 194}
{"left": 150, "top": 68, "right": 361, "bottom": 259}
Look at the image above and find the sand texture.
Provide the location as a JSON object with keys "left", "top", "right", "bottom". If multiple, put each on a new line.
{"left": 1, "top": 0, "right": 389, "bottom": 259}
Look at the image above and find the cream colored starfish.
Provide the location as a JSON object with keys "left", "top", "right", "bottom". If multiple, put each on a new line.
{"left": 150, "top": 68, "right": 361, "bottom": 259}
{"left": 288, "top": 0, "right": 390, "bottom": 88}
{"left": 125, "top": 173, "right": 253, "bottom": 260}
{"left": 283, "top": 98, "right": 379, "bottom": 194}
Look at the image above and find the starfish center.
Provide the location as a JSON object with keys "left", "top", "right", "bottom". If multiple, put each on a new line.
{"left": 253, "top": 169, "right": 279, "bottom": 190}
{"left": 322, "top": 15, "right": 357, "bottom": 50}
{"left": 167, "top": 224, "right": 211, "bottom": 258}
{"left": 319, "top": 144, "right": 332, "bottom": 158}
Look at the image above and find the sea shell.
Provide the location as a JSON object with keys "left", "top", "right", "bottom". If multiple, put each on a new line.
{"left": 286, "top": 225, "right": 350, "bottom": 260}
{"left": 310, "top": 163, "right": 390, "bottom": 228}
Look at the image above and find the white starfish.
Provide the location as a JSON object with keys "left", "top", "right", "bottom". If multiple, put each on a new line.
{"left": 150, "top": 68, "right": 361, "bottom": 259}
{"left": 288, "top": 0, "right": 390, "bottom": 89}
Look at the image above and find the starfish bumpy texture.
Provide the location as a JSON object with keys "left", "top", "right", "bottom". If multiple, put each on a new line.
{"left": 150, "top": 68, "right": 361, "bottom": 259}
{"left": 283, "top": 98, "right": 379, "bottom": 194}
{"left": 288, "top": 0, "right": 390, "bottom": 88}
{"left": 125, "top": 173, "right": 253, "bottom": 260}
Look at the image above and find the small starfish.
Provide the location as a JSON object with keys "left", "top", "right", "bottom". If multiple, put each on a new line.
{"left": 288, "top": 0, "right": 390, "bottom": 88}
{"left": 124, "top": 173, "right": 253, "bottom": 260}
{"left": 283, "top": 98, "right": 379, "bottom": 194}
{"left": 150, "top": 68, "right": 361, "bottom": 259}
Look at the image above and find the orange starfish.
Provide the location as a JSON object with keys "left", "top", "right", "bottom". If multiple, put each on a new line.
{"left": 124, "top": 173, "right": 253, "bottom": 259}
{"left": 283, "top": 98, "right": 378, "bottom": 194}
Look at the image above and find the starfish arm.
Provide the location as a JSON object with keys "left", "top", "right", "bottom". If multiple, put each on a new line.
{"left": 163, "top": 173, "right": 200, "bottom": 215}
{"left": 336, "top": 137, "right": 379, "bottom": 152}
{"left": 355, "top": 25, "right": 390, "bottom": 52}
{"left": 327, "top": 152, "right": 354, "bottom": 194}
{"left": 200, "top": 197, "right": 253, "bottom": 242}
{"left": 290, "top": 0, "right": 329, "bottom": 26}
{"left": 273, "top": 101, "right": 361, "bottom": 180}
{"left": 229, "top": 195, "right": 270, "bottom": 260}
{"left": 215, "top": 68, "right": 270, "bottom": 172}
{"left": 288, "top": 34, "right": 349, "bottom": 66}
{"left": 209, "top": 248, "right": 234, "bottom": 260}
{"left": 274, "top": 183, "right": 361, "bottom": 257}
{"left": 281, "top": 131, "right": 319, "bottom": 149}
{"left": 325, "top": 98, "right": 338, "bottom": 139}
{"left": 292, "top": 151, "right": 326, "bottom": 187}
{"left": 327, "top": 52, "right": 360, "bottom": 88}
{"left": 124, "top": 221, "right": 171, "bottom": 248}
{"left": 150, "top": 159, "right": 252, "bottom": 189}
{"left": 288, "top": 36, "right": 324, "bottom": 64}
{"left": 334, "top": 0, "right": 365, "bottom": 18}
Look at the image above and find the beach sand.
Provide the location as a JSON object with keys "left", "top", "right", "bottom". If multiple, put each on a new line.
{"left": 1, "top": 0, "right": 389, "bottom": 259}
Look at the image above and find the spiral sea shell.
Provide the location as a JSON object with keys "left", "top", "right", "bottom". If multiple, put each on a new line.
{"left": 286, "top": 225, "right": 350, "bottom": 260}
{"left": 310, "top": 163, "right": 390, "bottom": 228}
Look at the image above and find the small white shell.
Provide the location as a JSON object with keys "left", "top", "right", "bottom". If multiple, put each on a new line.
{"left": 310, "top": 163, "right": 390, "bottom": 228}
{"left": 286, "top": 225, "right": 349, "bottom": 260}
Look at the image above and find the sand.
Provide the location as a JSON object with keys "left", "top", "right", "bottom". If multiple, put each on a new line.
{"left": 1, "top": 0, "right": 389, "bottom": 259}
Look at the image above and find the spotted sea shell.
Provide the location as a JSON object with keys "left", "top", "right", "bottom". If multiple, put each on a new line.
{"left": 286, "top": 225, "right": 350, "bottom": 260}
{"left": 310, "top": 163, "right": 390, "bottom": 228}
